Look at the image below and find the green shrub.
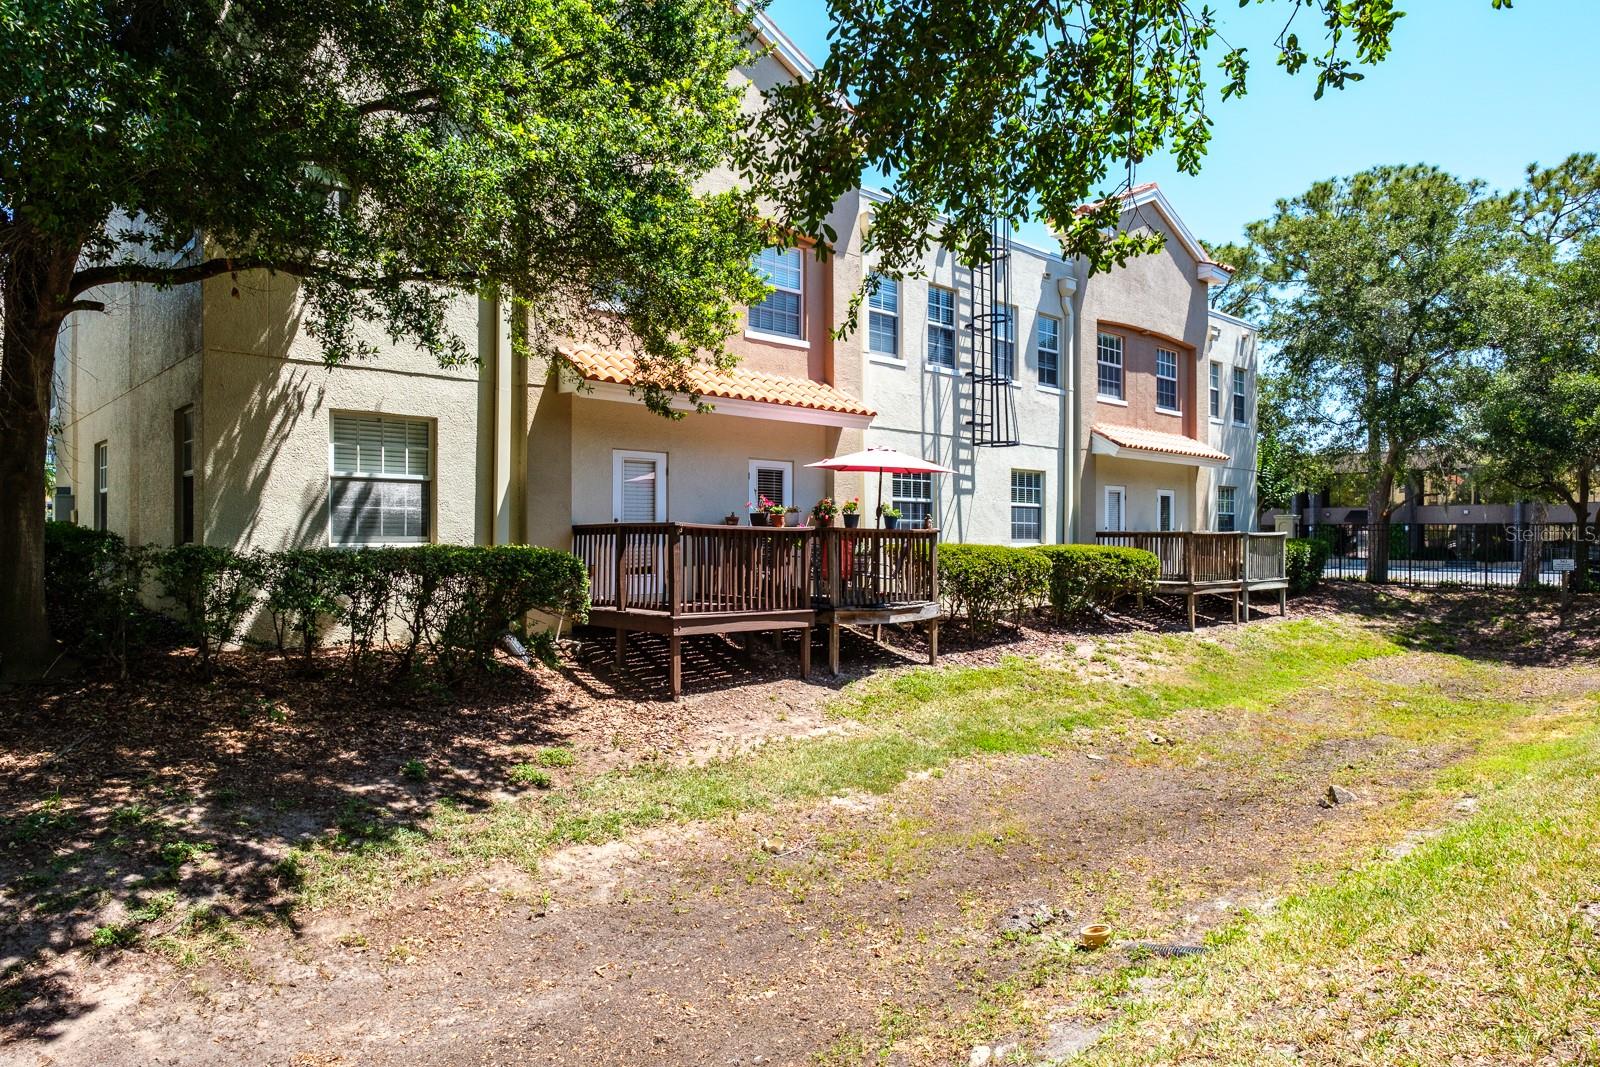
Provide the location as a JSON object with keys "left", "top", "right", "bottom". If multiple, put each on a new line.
{"left": 263, "top": 549, "right": 344, "bottom": 663}
{"left": 938, "top": 544, "right": 1050, "bottom": 634}
{"left": 1031, "top": 544, "right": 1159, "bottom": 618}
{"left": 1286, "top": 537, "right": 1331, "bottom": 595}
{"left": 153, "top": 545, "right": 266, "bottom": 667}
{"left": 42, "top": 521, "right": 152, "bottom": 668}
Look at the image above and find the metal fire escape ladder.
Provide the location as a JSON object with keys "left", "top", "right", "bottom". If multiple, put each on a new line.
{"left": 964, "top": 215, "right": 1020, "bottom": 448}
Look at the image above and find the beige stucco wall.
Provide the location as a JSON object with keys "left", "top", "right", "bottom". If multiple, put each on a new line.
{"left": 197, "top": 271, "right": 486, "bottom": 551}
{"left": 1086, "top": 455, "right": 1201, "bottom": 533}
{"left": 54, "top": 280, "right": 203, "bottom": 546}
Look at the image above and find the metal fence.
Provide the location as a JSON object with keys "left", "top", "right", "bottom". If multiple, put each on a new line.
{"left": 1307, "top": 522, "right": 1595, "bottom": 589}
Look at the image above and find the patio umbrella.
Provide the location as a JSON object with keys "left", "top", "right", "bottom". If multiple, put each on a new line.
{"left": 807, "top": 447, "right": 956, "bottom": 524}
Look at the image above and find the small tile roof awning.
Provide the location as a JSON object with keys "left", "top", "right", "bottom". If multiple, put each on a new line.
{"left": 1091, "top": 423, "right": 1230, "bottom": 467}
{"left": 559, "top": 343, "right": 874, "bottom": 423}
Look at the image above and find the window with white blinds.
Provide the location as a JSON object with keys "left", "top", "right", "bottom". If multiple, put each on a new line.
{"left": 891, "top": 472, "right": 932, "bottom": 525}
{"left": 1103, "top": 485, "right": 1126, "bottom": 533}
{"left": 329, "top": 414, "right": 431, "bottom": 544}
{"left": 620, "top": 459, "right": 659, "bottom": 521}
{"left": 1010, "top": 470, "right": 1044, "bottom": 542}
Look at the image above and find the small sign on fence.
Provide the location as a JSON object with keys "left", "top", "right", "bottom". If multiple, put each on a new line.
{"left": 1553, "top": 558, "right": 1577, "bottom": 573}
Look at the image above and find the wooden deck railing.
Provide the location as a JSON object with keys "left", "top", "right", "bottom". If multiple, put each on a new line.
{"left": 571, "top": 523, "right": 940, "bottom": 619}
{"left": 813, "top": 527, "right": 940, "bottom": 610}
{"left": 572, "top": 523, "right": 814, "bottom": 618}
{"left": 1095, "top": 531, "right": 1287, "bottom": 584}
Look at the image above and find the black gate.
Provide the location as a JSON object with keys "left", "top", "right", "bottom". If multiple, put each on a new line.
{"left": 1308, "top": 522, "right": 1591, "bottom": 588}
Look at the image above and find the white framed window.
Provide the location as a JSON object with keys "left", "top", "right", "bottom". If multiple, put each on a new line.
{"left": 1010, "top": 471, "right": 1044, "bottom": 542}
{"left": 1097, "top": 332, "right": 1124, "bottom": 400}
{"left": 93, "top": 441, "right": 109, "bottom": 532}
{"left": 1156, "top": 349, "right": 1180, "bottom": 412}
{"left": 612, "top": 449, "right": 667, "bottom": 523}
{"left": 892, "top": 471, "right": 932, "bottom": 526}
{"left": 1157, "top": 489, "right": 1177, "bottom": 532}
{"left": 927, "top": 285, "right": 957, "bottom": 369}
{"left": 175, "top": 407, "right": 195, "bottom": 544}
{"left": 330, "top": 414, "right": 432, "bottom": 545}
{"left": 1217, "top": 485, "right": 1237, "bottom": 532}
{"left": 747, "top": 459, "right": 792, "bottom": 511}
{"left": 1037, "top": 315, "right": 1060, "bottom": 388}
{"left": 1232, "top": 366, "right": 1248, "bottom": 424}
{"left": 993, "top": 304, "right": 1017, "bottom": 380}
{"left": 1209, "top": 362, "right": 1222, "bottom": 420}
{"left": 867, "top": 274, "right": 899, "bottom": 357}
{"left": 1102, "top": 484, "right": 1126, "bottom": 533}
{"left": 749, "top": 246, "right": 804, "bottom": 339}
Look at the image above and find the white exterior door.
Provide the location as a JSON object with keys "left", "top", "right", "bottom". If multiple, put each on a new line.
{"left": 613, "top": 450, "right": 667, "bottom": 603}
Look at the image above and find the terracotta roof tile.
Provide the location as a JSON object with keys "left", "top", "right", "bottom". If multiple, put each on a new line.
{"left": 1073, "top": 181, "right": 1162, "bottom": 216}
{"left": 559, "top": 344, "right": 874, "bottom": 418}
{"left": 1091, "top": 423, "right": 1231, "bottom": 464}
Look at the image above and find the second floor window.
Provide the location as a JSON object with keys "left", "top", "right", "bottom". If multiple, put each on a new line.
{"left": 993, "top": 305, "right": 1017, "bottom": 380}
{"left": 1037, "top": 315, "right": 1060, "bottom": 388}
{"left": 927, "top": 285, "right": 956, "bottom": 368}
{"left": 1209, "top": 362, "right": 1222, "bottom": 419}
{"left": 749, "top": 246, "right": 804, "bottom": 339}
{"left": 1232, "top": 366, "right": 1248, "bottom": 424}
{"left": 1097, "top": 332, "right": 1124, "bottom": 399}
{"left": 928, "top": 286, "right": 947, "bottom": 369}
{"left": 1156, "top": 349, "right": 1179, "bottom": 412}
{"left": 867, "top": 275, "right": 899, "bottom": 357}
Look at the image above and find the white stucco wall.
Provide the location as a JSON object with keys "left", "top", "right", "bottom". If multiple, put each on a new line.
{"left": 54, "top": 280, "right": 203, "bottom": 545}
{"left": 1202, "top": 310, "right": 1260, "bottom": 530}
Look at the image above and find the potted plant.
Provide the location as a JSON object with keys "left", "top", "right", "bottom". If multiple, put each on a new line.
{"left": 810, "top": 498, "right": 840, "bottom": 527}
{"left": 879, "top": 504, "right": 902, "bottom": 530}
{"left": 753, "top": 496, "right": 787, "bottom": 527}
{"left": 784, "top": 504, "right": 800, "bottom": 528}
{"left": 747, "top": 500, "right": 768, "bottom": 527}
{"left": 723, "top": 512, "right": 739, "bottom": 526}
{"left": 841, "top": 497, "right": 861, "bottom": 529}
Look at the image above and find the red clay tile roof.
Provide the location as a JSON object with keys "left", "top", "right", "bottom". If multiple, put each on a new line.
{"left": 560, "top": 344, "right": 875, "bottom": 418}
{"left": 1073, "top": 181, "right": 1161, "bottom": 216}
{"left": 1091, "top": 423, "right": 1231, "bottom": 464}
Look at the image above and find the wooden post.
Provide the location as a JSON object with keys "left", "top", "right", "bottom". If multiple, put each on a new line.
{"left": 873, "top": 623, "right": 883, "bottom": 644}
{"left": 829, "top": 620, "right": 841, "bottom": 676}
{"left": 615, "top": 528, "right": 629, "bottom": 613}
{"left": 1187, "top": 592, "right": 1197, "bottom": 631}
{"left": 1279, "top": 587, "right": 1288, "bottom": 616}
{"left": 668, "top": 524, "right": 683, "bottom": 618}
{"left": 828, "top": 529, "right": 844, "bottom": 607}
{"left": 668, "top": 632, "right": 682, "bottom": 701}
{"left": 928, "top": 619, "right": 939, "bottom": 665}
{"left": 1237, "top": 588, "right": 1247, "bottom": 623}
{"left": 799, "top": 626, "right": 811, "bottom": 679}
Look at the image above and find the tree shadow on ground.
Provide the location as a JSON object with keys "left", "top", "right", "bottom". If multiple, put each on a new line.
{"left": 0, "top": 646, "right": 576, "bottom": 1040}
{"left": 1305, "top": 583, "right": 1600, "bottom": 668}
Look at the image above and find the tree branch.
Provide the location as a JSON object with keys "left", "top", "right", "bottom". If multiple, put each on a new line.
{"left": 68, "top": 256, "right": 469, "bottom": 301}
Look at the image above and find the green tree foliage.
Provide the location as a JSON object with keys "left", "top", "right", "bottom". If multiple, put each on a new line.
{"left": 1479, "top": 154, "right": 1600, "bottom": 591}
{"left": 743, "top": 1, "right": 1488, "bottom": 281}
{"left": 1240, "top": 166, "right": 1502, "bottom": 581}
{"left": 0, "top": 0, "right": 765, "bottom": 677}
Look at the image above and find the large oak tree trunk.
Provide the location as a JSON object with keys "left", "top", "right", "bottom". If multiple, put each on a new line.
{"left": 1, "top": 238, "right": 79, "bottom": 680}
{"left": 1574, "top": 469, "right": 1593, "bottom": 595}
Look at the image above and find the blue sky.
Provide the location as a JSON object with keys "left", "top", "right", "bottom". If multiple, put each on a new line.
{"left": 764, "top": 0, "right": 1600, "bottom": 250}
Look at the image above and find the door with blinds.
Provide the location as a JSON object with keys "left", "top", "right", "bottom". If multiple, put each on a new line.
{"left": 613, "top": 451, "right": 667, "bottom": 604}
{"left": 747, "top": 460, "right": 792, "bottom": 513}
{"left": 1103, "top": 485, "right": 1126, "bottom": 533}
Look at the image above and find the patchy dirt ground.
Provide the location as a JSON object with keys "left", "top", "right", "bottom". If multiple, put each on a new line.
{"left": 3, "top": 587, "right": 1597, "bottom": 1066}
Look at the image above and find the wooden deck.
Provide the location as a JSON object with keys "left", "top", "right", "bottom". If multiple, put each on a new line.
{"left": 1095, "top": 531, "right": 1290, "bottom": 630}
{"left": 571, "top": 523, "right": 941, "bottom": 697}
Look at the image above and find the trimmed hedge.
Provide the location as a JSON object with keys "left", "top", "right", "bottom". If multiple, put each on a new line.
{"left": 1031, "top": 544, "right": 1159, "bottom": 618}
{"left": 1286, "top": 537, "right": 1331, "bottom": 595}
{"left": 41, "top": 526, "right": 589, "bottom": 677}
{"left": 939, "top": 544, "right": 1050, "bottom": 634}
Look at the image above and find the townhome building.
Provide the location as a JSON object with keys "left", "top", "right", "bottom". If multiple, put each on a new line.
{"left": 51, "top": 13, "right": 1259, "bottom": 570}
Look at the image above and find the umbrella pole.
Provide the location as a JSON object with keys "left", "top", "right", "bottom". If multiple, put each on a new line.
{"left": 877, "top": 469, "right": 884, "bottom": 528}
